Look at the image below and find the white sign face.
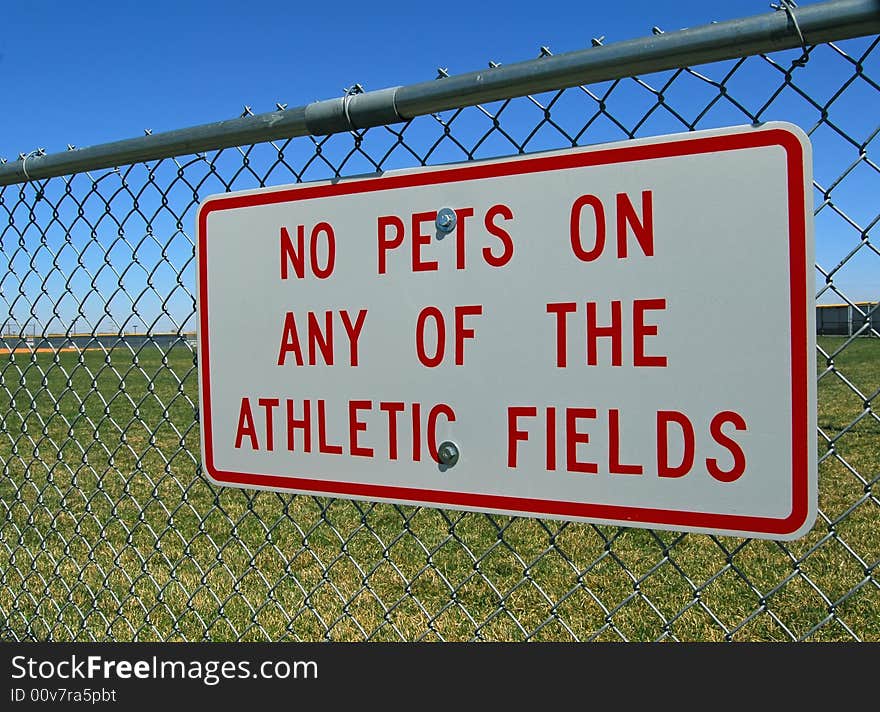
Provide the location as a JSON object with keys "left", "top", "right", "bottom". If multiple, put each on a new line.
{"left": 197, "top": 122, "right": 816, "bottom": 540}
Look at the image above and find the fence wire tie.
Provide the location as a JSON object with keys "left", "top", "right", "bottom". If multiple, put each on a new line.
{"left": 772, "top": 0, "right": 810, "bottom": 67}
{"left": 19, "top": 149, "right": 44, "bottom": 181}
{"left": 343, "top": 84, "right": 365, "bottom": 131}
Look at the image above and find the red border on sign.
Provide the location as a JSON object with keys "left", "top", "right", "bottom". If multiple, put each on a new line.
{"left": 197, "top": 127, "right": 810, "bottom": 536}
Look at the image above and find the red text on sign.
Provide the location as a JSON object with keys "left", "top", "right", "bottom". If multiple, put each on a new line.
{"left": 506, "top": 406, "right": 747, "bottom": 482}
{"left": 545, "top": 299, "right": 668, "bottom": 367}
{"left": 233, "top": 397, "right": 456, "bottom": 464}
{"left": 277, "top": 309, "right": 368, "bottom": 366}
{"left": 280, "top": 223, "right": 336, "bottom": 279}
{"left": 570, "top": 190, "right": 654, "bottom": 262}
{"left": 415, "top": 305, "right": 483, "bottom": 367}
{"left": 377, "top": 204, "right": 514, "bottom": 275}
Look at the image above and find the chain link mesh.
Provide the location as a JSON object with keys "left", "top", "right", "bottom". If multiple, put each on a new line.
{"left": 0, "top": 33, "right": 878, "bottom": 641}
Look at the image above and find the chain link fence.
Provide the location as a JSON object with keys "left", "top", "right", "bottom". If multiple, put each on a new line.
{"left": 1, "top": 1, "right": 878, "bottom": 641}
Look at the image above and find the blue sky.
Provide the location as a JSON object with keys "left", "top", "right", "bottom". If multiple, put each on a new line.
{"left": 0, "top": 0, "right": 877, "bottom": 335}
{"left": 2, "top": 0, "right": 770, "bottom": 154}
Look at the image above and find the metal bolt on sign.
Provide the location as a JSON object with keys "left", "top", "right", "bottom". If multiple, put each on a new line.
{"left": 435, "top": 208, "right": 457, "bottom": 235}
{"left": 437, "top": 441, "right": 460, "bottom": 467}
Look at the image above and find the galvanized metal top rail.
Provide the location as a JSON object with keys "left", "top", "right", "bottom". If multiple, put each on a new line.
{"left": 1, "top": 0, "right": 878, "bottom": 187}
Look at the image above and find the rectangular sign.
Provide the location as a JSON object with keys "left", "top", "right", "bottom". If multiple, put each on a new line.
{"left": 196, "top": 122, "right": 817, "bottom": 540}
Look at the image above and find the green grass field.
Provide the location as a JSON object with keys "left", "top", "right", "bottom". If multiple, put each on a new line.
{"left": 0, "top": 336, "right": 877, "bottom": 641}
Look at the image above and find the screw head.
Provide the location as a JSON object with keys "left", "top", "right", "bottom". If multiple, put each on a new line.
{"left": 435, "top": 208, "right": 457, "bottom": 234}
{"left": 437, "top": 440, "right": 459, "bottom": 467}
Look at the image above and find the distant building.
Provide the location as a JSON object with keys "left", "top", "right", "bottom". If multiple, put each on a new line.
{"left": 816, "top": 302, "right": 878, "bottom": 336}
